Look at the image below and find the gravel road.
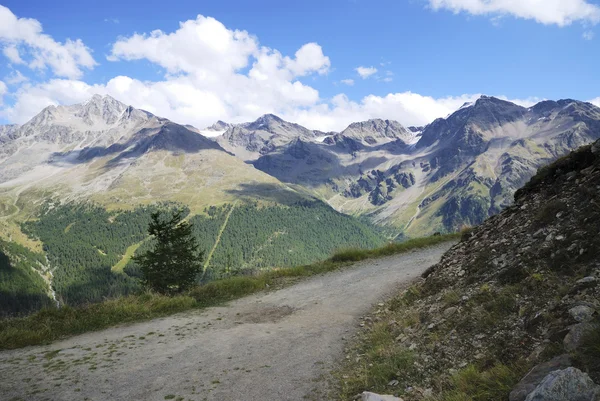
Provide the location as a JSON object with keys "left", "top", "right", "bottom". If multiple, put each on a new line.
{"left": 0, "top": 242, "right": 453, "bottom": 401}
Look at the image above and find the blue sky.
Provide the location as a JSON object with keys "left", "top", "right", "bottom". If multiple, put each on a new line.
{"left": 0, "top": 0, "right": 599, "bottom": 130}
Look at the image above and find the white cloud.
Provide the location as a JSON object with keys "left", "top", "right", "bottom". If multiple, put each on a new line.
{"left": 340, "top": 79, "right": 354, "bottom": 86}
{"left": 0, "top": 80, "right": 7, "bottom": 105}
{"left": 427, "top": 0, "right": 600, "bottom": 26}
{"left": 0, "top": 5, "right": 96, "bottom": 79}
{"left": 286, "top": 43, "right": 330, "bottom": 76}
{"left": 0, "top": 12, "right": 546, "bottom": 133}
{"left": 3, "top": 45, "right": 23, "bottom": 64}
{"left": 378, "top": 70, "right": 394, "bottom": 83}
{"left": 104, "top": 18, "right": 120, "bottom": 24}
{"left": 4, "top": 70, "right": 28, "bottom": 85}
{"left": 355, "top": 66, "right": 378, "bottom": 79}
{"left": 1, "top": 78, "right": 546, "bottom": 132}
{"left": 583, "top": 30, "right": 595, "bottom": 40}
{"left": 590, "top": 97, "right": 600, "bottom": 107}
{"left": 109, "top": 15, "right": 258, "bottom": 76}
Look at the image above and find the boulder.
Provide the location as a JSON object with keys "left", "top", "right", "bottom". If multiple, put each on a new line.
{"left": 361, "top": 391, "right": 404, "bottom": 401}
{"left": 524, "top": 367, "right": 600, "bottom": 401}
{"left": 569, "top": 305, "right": 596, "bottom": 323}
{"left": 509, "top": 355, "right": 572, "bottom": 401}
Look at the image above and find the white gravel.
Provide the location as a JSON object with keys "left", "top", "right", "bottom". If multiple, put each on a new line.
{"left": 0, "top": 242, "right": 454, "bottom": 401}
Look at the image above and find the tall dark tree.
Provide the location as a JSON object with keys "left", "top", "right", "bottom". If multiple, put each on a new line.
{"left": 133, "top": 210, "right": 203, "bottom": 295}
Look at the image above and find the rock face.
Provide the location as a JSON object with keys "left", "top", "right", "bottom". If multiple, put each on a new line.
{"left": 340, "top": 119, "right": 414, "bottom": 145}
{"left": 510, "top": 355, "right": 573, "bottom": 401}
{"left": 524, "top": 367, "right": 600, "bottom": 401}
{"left": 216, "top": 114, "right": 316, "bottom": 161}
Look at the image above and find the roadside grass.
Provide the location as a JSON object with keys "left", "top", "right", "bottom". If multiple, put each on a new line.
{"left": 0, "top": 233, "right": 458, "bottom": 350}
{"left": 432, "top": 362, "right": 529, "bottom": 401}
{"left": 330, "top": 234, "right": 459, "bottom": 263}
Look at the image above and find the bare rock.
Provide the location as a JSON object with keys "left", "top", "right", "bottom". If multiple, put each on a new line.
{"left": 524, "top": 367, "right": 600, "bottom": 401}
{"left": 509, "top": 354, "right": 572, "bottom": 401}
{"left": 569, "top": 305, "right": 596, "bottom": 323}
{"left": 361, "top": 391, "right": 404, "bottom": 401}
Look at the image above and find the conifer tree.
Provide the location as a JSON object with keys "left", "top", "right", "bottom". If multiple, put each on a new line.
{"left": 133, "top": 210, "right": 203, "bottom": 295}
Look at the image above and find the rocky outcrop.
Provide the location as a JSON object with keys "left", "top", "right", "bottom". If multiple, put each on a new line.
{"left": 344, "top": 167, "right": 416, "bottom": 206}
{"left": 341, "top": 139, "right": 600, "bottom": 400}
{"left": 524, "top": 367, "right": 600, "bottom": 401}
{"left": 341, "top": 119, "right": 414, "bottom": 145}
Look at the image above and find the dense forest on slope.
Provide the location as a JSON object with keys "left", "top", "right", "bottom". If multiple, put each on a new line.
{"left": 128, "top": 201, "right": 385, "bottom": 280}
{"left": 22, "top": 203, "right": 183, "bottom": 306}
{"left": 0, "top": 239, "right": 53, "bottom": 316}
{"left": 197, "top": 202, "right": 385, "bottom": 277}
{"left": 20, "top": 200, "right": 384, "bottom": 308}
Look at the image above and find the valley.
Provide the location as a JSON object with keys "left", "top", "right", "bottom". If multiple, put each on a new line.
{"left": 1, "top": 94, "right": 599, "bottom": 316}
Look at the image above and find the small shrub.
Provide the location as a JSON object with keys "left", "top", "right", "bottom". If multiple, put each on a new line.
{"left": 443, "top": 290, "right": 461, "bottom": 306}
{"left": 460, "top": 226, "right": 474, "bottom": 242}
{"left": 330, "top": 248, "right": 370, "bottom": 263}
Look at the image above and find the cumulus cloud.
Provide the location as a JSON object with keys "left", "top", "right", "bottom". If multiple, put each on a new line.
{"left": 0, "top": 5, "right": 96, "bottom": 79}
{"left": 427, "top": 0, "right": 600, "bottom": 26}
{"left": 2, "top": 77, "right": 544, "bottom": 131}
{"left": 3, "top": 45, "right": 23, "bottom": 64}
{"left": 0, "top": 12, "right": 545, "bottom": 133}
{"left": 591, "top": 97, "right": 600, "bottom": 107}
{"left": 340, "top": 79, "right": 354, "bottom": 86}
{"left": 356, "top": 66, "right": 378, "bottom": 79}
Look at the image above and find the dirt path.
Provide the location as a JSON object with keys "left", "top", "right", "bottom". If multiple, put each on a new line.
{"left": 0, "top": 242, "right": 454, "bottom": 401}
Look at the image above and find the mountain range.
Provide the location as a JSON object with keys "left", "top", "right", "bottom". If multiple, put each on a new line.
{"left": 1, "top": 93, "right": 599, "bottom": 312}
{"left": 2, "top": 94, "right": 600, "bottom": 242}
{"left": 214, "top": 96, "right": 600, "bottom": 237}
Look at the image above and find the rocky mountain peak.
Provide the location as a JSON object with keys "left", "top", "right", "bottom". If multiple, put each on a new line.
{"left": 74, "top": 94, "right": 128, "bottom": 125}
{"left": 206, "top": 120, "right": 232, "bottom": 131}
{"left": 341, "top": 118, "right": 412, "bottom": 145}
{"left": 244, "top": 113, "right": 286, "bottom": 130}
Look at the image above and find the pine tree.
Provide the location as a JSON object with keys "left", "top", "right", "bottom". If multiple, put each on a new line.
{"left": 133, "top": 210, "right": 203, "bottom": 295}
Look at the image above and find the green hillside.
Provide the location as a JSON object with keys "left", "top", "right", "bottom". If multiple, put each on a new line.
{"left": 0, "top": 239, "right": 53, "bottom": 316}
{"left": 17, "top": 200, "right": 385, "bottom": 310}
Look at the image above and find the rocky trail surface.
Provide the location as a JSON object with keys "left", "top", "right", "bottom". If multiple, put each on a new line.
{"left": 0, "top": 242, "right": 453, "bottom": 401}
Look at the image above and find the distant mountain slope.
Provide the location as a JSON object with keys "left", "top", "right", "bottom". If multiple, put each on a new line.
{"left": 216, "top": 114, "right": 317, "bottom": 161}
{"left": 0, "top": 95, "right": 301, "bottom": 222}
{"left": 239, "top": 97, "right": 600, "bottom": 237}
{"left": 5, "top": 95, "right": 599, "bottom": 241}
{"left": 0, "top": 239, "right": 53, "bottom": 316}
{"left": 0, "top": 96, "right": 387, "bottom": 313}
